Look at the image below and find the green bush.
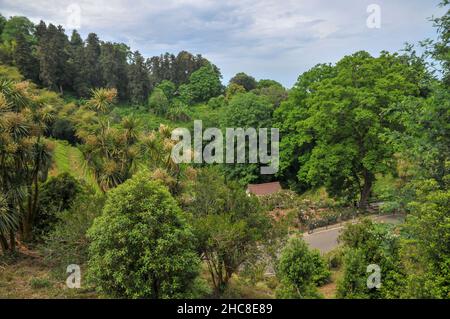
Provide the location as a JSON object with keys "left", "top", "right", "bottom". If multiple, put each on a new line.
{"left": 166, "top": 101, "right": 191, "bottom": 122}
{"left": 34, "top": 173, "right": 83, "bottom": 239}
{"left": 276, "top": 237, "right": 326, "bottom": 298}
{"left": 177, "top": 83, "right": 194, "bottom": 105}
{"left": 310, "top": 250, "right": 332, "bottom": 286}
{"left": 207, "top": 95, "right": 225, "bottom": 109}
{"left": 148, "top": 88, "right": 169, "bottom": 115}
{"left": 87, "top": 173, "right": 201, "bottom": 298}
{"left": 229, "top": 72, "right": 257, "bottom": 91}
{"left": 336, "top": 248, "right": 369, "bottom": 299}
{"left": 336, "top": 219, "right": 405, "bottom": 298}
{"left": 326, "top": 247, "right": 344, "bottom": 269}
{"left": 41, "top": 192, "right": 105, "bottom": 278}
{"left": 50, "top": 118, "right": 79, "bottom": 145}
{"left": 156, "top": 80, "right": 176, "bottom": 100}
{"left": 186, "top": 167, "right": 273, "bottom": 294}
{"left": 188, "top": 65, "right": 222, "bottom": 102}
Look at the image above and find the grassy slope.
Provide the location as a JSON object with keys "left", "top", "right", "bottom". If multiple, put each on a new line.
{"left": 0, "top": 253, "right": 97, "bottom": 298}
{"left": 48, "top": 139, "right": 100, "bottom": 193}
{"left": 112, "top": 102, "right": 224, "bottom": 131}
{"left": 0, "top": 140, "right": 102, "bottom": 298}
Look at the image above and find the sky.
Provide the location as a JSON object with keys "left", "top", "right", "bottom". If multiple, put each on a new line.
{"left": 0, "top": 0, "right": 446, "bottom": 87}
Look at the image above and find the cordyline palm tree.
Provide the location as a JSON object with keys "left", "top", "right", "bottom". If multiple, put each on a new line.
{"left": 138, "top": 124, "right": 190, "bottom": 194}
{"left": 78, "top": 91, "right": 186, "bottom": 194}
{"left": 22, "top": 139, "right": 52, "bottom": 240}
{"left": 78, "top": 118, "right": 139, "bottom": 192}
{"left": 76, "top": 88, "right": 145, "bottom": 192}
{"left": 0, "top": 80, "right": 28, "bottom": 111}
{"left": 0, "top": 193, "right": 19, "bottom": 252}
{"left": 0, "top": 80, "right": 53, "bottom": 249}
{"left": 122, "top": 116, "right": 140, "bottom": 145}
{"left": 88, "top": 88, "right": 117, "bottom": 114}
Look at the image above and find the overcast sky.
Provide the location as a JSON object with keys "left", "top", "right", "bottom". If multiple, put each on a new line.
{"left": 0, "top": 0, "right": 445, "bottom": 87}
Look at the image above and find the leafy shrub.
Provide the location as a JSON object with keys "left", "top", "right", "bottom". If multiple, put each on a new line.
{"left": 50, "top": 118, "right": 79, "bottom": 145}
{"left": 188, "top": 65, "right": 222, "bottom": 102}
{"left": 34, "top": 173, "right": 83, "bottom": 239}
{"left": 326, "top": 247, "right": 344, "bottom": 269}
{"left": 186, "top": 168, "right": 274, "bottom": 294}
{"left": 41, "top": 192, "right": 105, "bottom": 278}
{"left": 207, "top": 95, "right": 225, "bottom": 109}
{"left": 336, "top": 248, "right": 369, "bottom": 299}
{"left": 225, "top": 83, "right": 245, "bottom": 100}
{"left": 310, "top": 250, "right": 332, "bottom": 286}
{"left": 166, "top": 102, "right": 191, "bottom": 122}
{"left": 148, "top": 88, "right": 169, "bottom": 115}
{"left": 156, "top": 80, "right": 176, "bottom": 100}
{"left": 252, "top": 84, "right": 288, "bottom": 108}
{"left": 229, "top": 72, "right": 257, "bottom": 91}
{"left": 276, "top": 238, "right": 326, "bottom": 298}
{"left": 337, "top": 219, "right": 405, "bottom": 299}
{"left": 177, "top": 83, "right": 194, "bottom": 105}
{"left": 87, "top": 173, "right": 201, "bottom": 298}
{"left": 380, "top": 201, "right": 402, "bottom": 214}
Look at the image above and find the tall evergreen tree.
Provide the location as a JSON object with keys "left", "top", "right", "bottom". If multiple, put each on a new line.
{"left": 128, "top": 50, "right": 150, "bottom": 104}
{"left": 100, "top": 42, "right": 129, "bottom": 100}
{"left": 0, "top": 14, "right": 6, "bottom": 36}
{"left": 34, "top": 20, "right": 47, "bottom": 41}
{"left": 84, "top": 33, "right": 102, "bottom": 88}
{"left": 68, "top": 30, "right": 89, "bottom": 97}
{"left": 37, "top": 24, "right": 70, "bottom": 93}
{"left": 13, "top": 32, "right": 39, "bottom": 81}
{"left": 147, "top": 50, "right": 214, "bottom": 87}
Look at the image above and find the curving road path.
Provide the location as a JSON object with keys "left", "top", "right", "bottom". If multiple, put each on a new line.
{"left": 302, "top": 214, "right": 405, "bottom": 253}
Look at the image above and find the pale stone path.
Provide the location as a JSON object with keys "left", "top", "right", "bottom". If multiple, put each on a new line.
{"left": 302, "top": 214, "right": 405, "bottom": 253}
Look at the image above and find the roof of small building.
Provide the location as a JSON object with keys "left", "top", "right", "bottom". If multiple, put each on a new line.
{"left": 246, "top": 181, "right": 282, "bottom": 196}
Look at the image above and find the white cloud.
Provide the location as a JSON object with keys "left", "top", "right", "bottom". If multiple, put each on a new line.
{"left": 0, "top": 0, "right": 445, "bottom": 86}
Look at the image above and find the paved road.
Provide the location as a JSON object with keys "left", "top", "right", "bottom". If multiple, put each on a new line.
{"left": 303, "top": 214, "right": 405, "bottom": 254}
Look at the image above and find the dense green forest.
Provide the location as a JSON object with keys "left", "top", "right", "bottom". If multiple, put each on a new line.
{"left": 0, "top": 1, "right": 449, "bottom": 299}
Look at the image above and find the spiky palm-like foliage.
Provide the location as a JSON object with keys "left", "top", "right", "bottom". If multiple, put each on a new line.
{"left": 0, "top": 193, "right": 19, "bottom": 251}
{"left": 0, "top": 79, "right": 53, "bottom": 248}
{"left": 88, "top": 88, "right": 117, "bottom": 114}
{"left": 79, "top": 122, "right": 138, "bottom": 192}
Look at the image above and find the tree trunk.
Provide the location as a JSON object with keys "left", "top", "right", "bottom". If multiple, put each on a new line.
{"left": 23, "top": 184, "right": 33, "bottom": 242}
{"left": 22, "top": 221, "right": 32, "bottom": 242}
{"left": 9, "top": 230, "right": 15, "bottom": 252}
{"left": 359, "top": 170, "right": 374, "bottom": 209}
{"left": 31, "top": 173, "right": 39, "bottom": 227}
{"left": 0, "top": 234, "right": 9, "bottom": 252}
{"left": 22, "top": 160, "right": 40, "bottom": 242}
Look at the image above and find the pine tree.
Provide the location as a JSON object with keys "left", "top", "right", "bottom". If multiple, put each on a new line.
{"left": 13, "top": 32, "right": 39, "bottom": 81}
{"left": 37, "top": 24, "right": 70, "bottom": 93}
{"left": 0, "top": 14, "right": 6, "bottom": 36}
{"left": 34, "top": 20, "right": 47, "bottom": 41}
{"left": 100, "top": 42, "right": 129, "bottom": 100}
{"left": 127, "top": 51, "right": 150, "bottom": 104}
{"left": 84, "top": 33, "right": 102, "bottom": 88}
{"left": 68, "top": 30, "right": 89, "bottom": 97}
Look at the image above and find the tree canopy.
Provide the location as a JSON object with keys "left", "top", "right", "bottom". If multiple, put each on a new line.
{"left": 275, "top": 51, "right": 425, "bottom": 207}
{"left": 87, "top": 173, "right": 200, "bottom": 298}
